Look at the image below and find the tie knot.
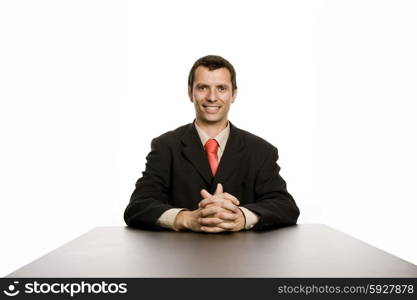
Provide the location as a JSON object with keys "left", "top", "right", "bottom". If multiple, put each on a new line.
{"left": 204, "top": 139, "right": 218, "bottom": 154}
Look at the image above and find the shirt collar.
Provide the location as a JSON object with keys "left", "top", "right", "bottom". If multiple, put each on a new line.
{"left": 194, "top": 121, "right": 230, "bottom": 152}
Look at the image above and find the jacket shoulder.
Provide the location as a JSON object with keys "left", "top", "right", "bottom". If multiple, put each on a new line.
{"left": 237, "top": 128, "right": 276, "bottom": 152}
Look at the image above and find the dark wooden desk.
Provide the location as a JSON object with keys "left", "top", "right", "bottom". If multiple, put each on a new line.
{"left": 7, "top": 225, "right": 417, "bottom": 277}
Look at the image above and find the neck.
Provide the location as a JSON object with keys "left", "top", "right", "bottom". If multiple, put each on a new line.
{"left": 195, "top": 119, "right": 228, "bottom": 138}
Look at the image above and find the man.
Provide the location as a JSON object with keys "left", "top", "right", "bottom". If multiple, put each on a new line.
{"left": 124, "top": 55, "right": 299, "bottom": 232}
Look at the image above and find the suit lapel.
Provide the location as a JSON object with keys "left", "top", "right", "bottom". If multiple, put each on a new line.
{"left": 181, "top": 123, "right": 213, "bottom": 185}
{"left": 214, "top": 123, "right": 245, "bottom": 184}
{"left": 180, "top": 122, "right": 245, "bottom": 186}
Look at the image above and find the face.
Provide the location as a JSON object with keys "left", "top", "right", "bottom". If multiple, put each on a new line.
{"left": 189, "top": 66, "right": 237, "bottom": 126}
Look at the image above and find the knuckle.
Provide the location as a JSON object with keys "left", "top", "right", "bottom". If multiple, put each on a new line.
{"left": 204, "top": 218, "right": 219, "bottom": 225}
{"left": 201, "top": 218, "right": 210, "bottom": 225}
{"left": 216, "top": 212, "right": 224, "bottom": 219}
{"left": 221, "top": 213, "right": 230, "bottom": 220}
{"left": 224, "top": 203, "right": 236, "bottom": 211}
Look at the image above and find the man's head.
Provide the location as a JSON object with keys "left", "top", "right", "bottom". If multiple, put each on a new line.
{"left": 188, "top": 55, "right": 237, "bottom": 126}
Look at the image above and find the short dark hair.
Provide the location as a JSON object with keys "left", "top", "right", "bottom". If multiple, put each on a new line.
{"left": 188, "top": 55, "right": 237, "bottom": 91}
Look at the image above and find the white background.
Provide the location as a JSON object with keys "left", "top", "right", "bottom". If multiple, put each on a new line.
{"left": 1, "top": 0, "right": 416, "bottom": 276}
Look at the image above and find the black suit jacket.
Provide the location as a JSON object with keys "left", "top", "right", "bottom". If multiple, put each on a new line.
{"left": 124, "top": 122, "right": 300, "bottom": 231}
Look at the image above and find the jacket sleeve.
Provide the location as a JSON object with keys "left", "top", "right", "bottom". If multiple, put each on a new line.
{"left": 243, "top": 146, "right": 300, "bottom": 231}
{"left": 124, "top": 138, "right": 173, "bottom": 230}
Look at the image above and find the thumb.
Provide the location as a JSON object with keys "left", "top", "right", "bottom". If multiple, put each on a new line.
{"left": 214, "top": 183, "right": 223, "bottom": 195}
{"left": 200, "top": 189, "right": 212, "bottom": 199}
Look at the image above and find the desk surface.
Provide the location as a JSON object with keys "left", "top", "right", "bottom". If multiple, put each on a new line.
{"left": 8, "top": 225, "right": 417, "bottom": 277}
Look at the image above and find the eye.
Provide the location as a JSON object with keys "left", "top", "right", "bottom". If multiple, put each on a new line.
{"left": 198, "top": 85, "right": 207, "bottom": 91}
{"left": 218, "top": 85, "right": 227, "bottom": 92}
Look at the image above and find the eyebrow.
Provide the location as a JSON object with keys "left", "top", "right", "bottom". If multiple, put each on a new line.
{"left": 195, "top": 83, "right": 228, "bottom": 88}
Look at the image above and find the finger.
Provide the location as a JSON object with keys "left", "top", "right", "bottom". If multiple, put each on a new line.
{"left": 200, "top": 198, "right": 239, "bottom": 211}
{"left": 214, "top": 183, "right": 223, "bottom": 195}
{"left": 199, "top": 197, "right": 220, "bottom": 208}
{"left": 221, "top": 201, "right": 239, "bottom": 213}
{"left": 214, "top": 211, "right": 238, "bottom": 221}
{"left": 204, "top": 206, "right": 237, "bottom": 219}
{"left": 216, "top": 221, "right": 237, "bottom": 230}
{"left": 222, "top": 193, "right": 240, "bottom": 205}
{"left": 201, "top": 226, "right": 226, "bottom": 233}
{"left": 199, "top": 197, "right": 228, "bottom": 209}
{"left": 198, "top": 217, "right": 223, "bottom": 226}
{"left": 200, "top": 189, "right": 212, "bottom": 199}
{"left": 200, "top": 206, "right": 222, "bottom": 217}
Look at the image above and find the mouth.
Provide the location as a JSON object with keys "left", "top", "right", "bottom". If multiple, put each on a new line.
{"left": 202, "top": 104, "right": 221, "bottom": 113}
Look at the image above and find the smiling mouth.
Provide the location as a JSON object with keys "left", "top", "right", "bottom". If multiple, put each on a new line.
{"left": 202, "top": 105, "right": 221, "bottom": 113}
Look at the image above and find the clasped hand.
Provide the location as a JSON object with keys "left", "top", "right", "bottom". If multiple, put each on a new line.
{"left": 174, "top": 183, "right": 245, "bottom": 233}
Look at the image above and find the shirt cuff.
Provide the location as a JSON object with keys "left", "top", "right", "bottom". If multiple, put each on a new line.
{"left": 157, "top": 208, "right": 186, "bottom": 231}
{"left": 239, "top": 207, "right": 260, "bottom": 230}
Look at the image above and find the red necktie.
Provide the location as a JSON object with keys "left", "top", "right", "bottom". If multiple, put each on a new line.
{"left": 204, "top": 139, "right": 219, "bottom": 176}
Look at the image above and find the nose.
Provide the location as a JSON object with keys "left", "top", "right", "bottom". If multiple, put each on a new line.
{"left": 207, "top": 87, "right": 217, "bottom": 102}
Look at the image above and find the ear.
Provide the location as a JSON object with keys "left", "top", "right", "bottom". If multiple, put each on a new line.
{"left": 188, "top": 87, "right": 193, "bottom": 103}
{"left": 231, "top": 88, "right": 237, "bottom": 103}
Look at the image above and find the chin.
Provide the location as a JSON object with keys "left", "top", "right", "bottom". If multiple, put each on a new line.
{"left": 201, "top": 116, "right": 225, "bottom": 124}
